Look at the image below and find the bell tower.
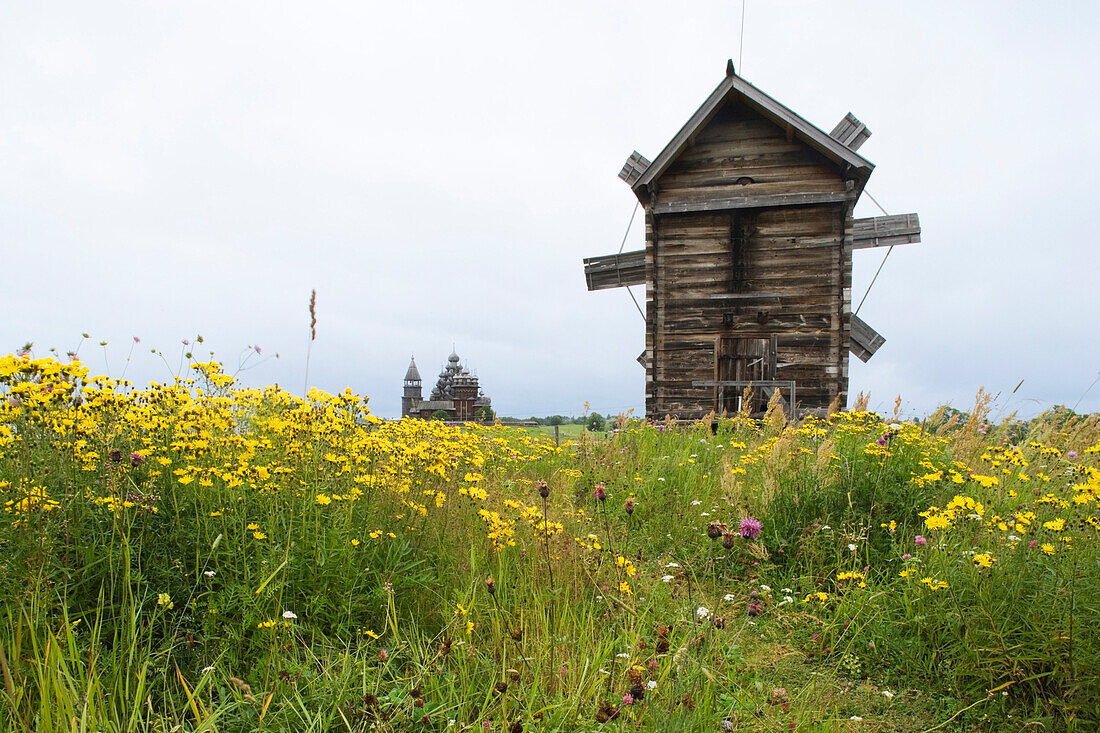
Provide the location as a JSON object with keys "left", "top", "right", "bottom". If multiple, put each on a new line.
{"left": 401, "top": 356, "right": 422, "bottom": 418}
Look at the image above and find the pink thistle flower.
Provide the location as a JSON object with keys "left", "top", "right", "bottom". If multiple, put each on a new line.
{"left": 1067, "top": 450, "right": 1077, "bottom": 458}
{"left": 133, "top": 336, "right": 140, "bottom": 343}
{"left": 182, "top": 339, "right": 190, "bottom": 346}
{"left": 1029, "top": 540, "right": 1038, "bottom": 549}
{"left": 915, "top": 535, "right": 927, "bottom": 546}
{"left": 622, "top": 692, "right": 634, "bottom": 705}
{"left": 254, "top": 345, "right": 263, "bottom": 354}
{"left": 594, "top": 484, "right": 607, "bottom": 502}
{"left": 739, "top": 517, "right": 762, "bottom": 540}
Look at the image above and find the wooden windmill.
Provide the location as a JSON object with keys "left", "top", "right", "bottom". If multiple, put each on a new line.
{"left": 583, "top": 61, "right": 920, "bottom": 418}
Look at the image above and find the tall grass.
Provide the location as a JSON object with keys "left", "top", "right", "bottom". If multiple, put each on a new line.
{"left": 2, "top": 351, "right": 1099, "bottom": 731}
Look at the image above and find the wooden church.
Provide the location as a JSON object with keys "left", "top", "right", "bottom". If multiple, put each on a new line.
{"left": 584, "top": 61, "right": 920, "bottom": 418}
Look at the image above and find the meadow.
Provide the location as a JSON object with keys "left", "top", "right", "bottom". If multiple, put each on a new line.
{"left": 1, "top": 352, "right": 1098, "bottom": 732}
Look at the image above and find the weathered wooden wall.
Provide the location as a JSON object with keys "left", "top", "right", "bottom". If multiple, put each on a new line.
{"left": 644, "top": 100, "right": 854, "bottom": 418}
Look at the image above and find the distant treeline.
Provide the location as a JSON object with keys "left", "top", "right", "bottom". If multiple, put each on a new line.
{"left": 501, "top": 414, "right": 614, "bottom": 431}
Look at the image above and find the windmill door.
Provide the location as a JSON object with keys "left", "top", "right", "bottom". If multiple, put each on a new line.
{"left": 714, "top": 336, "right": 777, "bottom": 414}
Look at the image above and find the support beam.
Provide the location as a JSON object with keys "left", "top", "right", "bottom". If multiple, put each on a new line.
{"left": 852, "top": 214, "right": 921, "bottom": 249}
{"left": 692, "top": 380, "right": 797, "bottom": 417}
{"left": 651, "top": 191, "right": 850, "bottom": 215}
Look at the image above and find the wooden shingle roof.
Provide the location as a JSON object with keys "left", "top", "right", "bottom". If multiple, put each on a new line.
{"left": 631, "top": 64, "right": 875, "bottom": 200}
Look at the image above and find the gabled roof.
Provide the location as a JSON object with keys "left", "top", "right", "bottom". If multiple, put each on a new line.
{"left": 633, "top": 64, "right": 874, "bottom": 198}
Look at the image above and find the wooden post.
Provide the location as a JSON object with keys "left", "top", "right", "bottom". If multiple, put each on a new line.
{"left": 554, "top": 425, "right": 560, "bottom": 447}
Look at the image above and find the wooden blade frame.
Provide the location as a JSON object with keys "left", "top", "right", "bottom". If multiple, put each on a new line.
{"left": 850, "top": 314, "right": 885, "bottom": 362}
{"left": 829, "top": 112, "right": 872, "bottom": 151}
{"left": 583, "top": 249, "right": 645, "bottom": 291}
{"left": 852, "top": 214, "right": 921, "bottom": 249}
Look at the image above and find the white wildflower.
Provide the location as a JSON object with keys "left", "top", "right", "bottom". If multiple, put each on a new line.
{"left": 696, "top": 606, "right": 710, "bottom": 619}
{"left": 661, "top": 575, "right": 674, "bottom": 583}
{"left": 723, "top": 593, "right": 736, "bottom": 601}
{"left": 282, "top": 611, "right": 297, "bottom": 619}
{"left": 647, "top": 680, "right": 657, "bottom": 690}
{"left": 882, "top": 690, "right": 895, "bottom": 698}
{"left": 203, "top": 570, "right": 216, "bottom": 577}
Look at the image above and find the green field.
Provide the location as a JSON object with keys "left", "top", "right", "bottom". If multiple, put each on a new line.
{"left": 521, "top": 423, "right": 587, "bottom": 442}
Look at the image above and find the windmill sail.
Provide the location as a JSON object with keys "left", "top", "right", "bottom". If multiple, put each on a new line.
{"left": 850, "top": 314, "right": 885, "bottom": 362}
{"left": 852, "top": 214, "right": 921, "bottom": 249}
{"left": 583, "top": 249, "right": 645, "bottom": 291}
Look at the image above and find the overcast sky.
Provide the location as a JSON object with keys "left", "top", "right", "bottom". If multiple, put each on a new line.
{"left": 3, "top": 1, "right": 1098, "bottom": 419}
